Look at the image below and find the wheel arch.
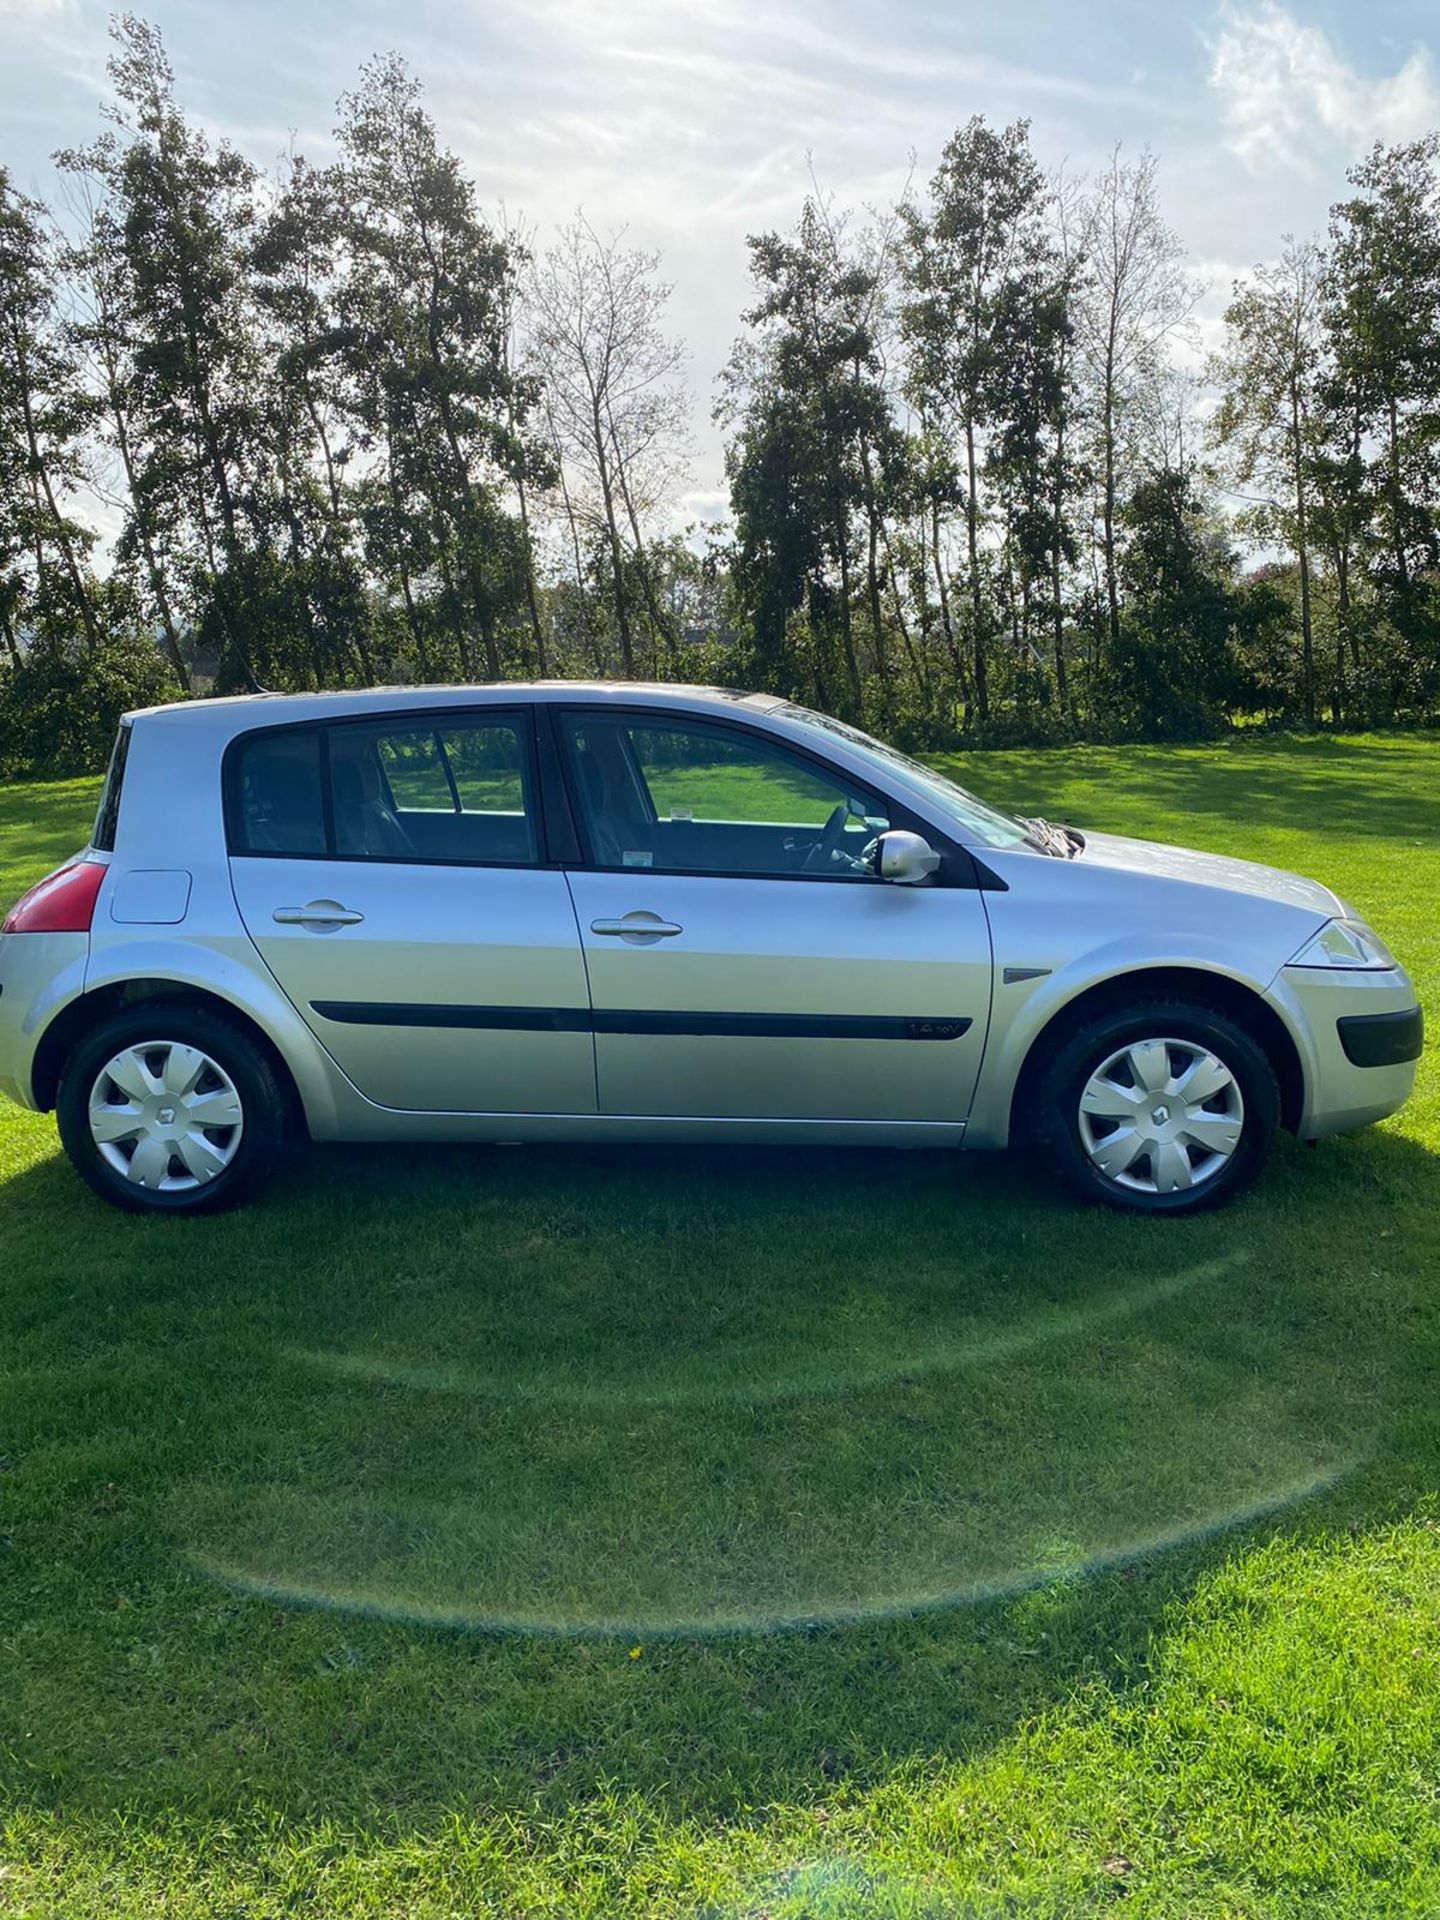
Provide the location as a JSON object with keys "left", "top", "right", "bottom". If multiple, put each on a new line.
{"left": 32, "top": 978, "right": 309, "bottom": 1133}
{"left": 1007, "top": 965, "right": 1306, "bottom": 1144}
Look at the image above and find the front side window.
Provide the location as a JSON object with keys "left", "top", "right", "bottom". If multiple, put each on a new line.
{"left": 561, "top": 713, "right": 889, "bottom": 878}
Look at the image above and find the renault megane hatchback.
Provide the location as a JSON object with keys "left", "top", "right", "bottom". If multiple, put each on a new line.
{"left": 0, "top": 684, "right": 1422, "bottom": 1215}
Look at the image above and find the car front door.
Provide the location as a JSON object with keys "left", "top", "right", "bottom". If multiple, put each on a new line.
{"left": 555, "top": 708, "right": 993, "bottom": 1125}
{"left": 227, "top": 708, "right": 595, "bottom": 1115}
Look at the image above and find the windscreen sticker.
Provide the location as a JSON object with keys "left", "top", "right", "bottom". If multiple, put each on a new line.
{"left": 622, "top": 850, "right": 653, "bottom": 867}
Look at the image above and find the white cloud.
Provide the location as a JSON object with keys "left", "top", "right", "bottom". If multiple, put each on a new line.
{"left": 1209, "top": 2, "right": 1440, "bottom": 171}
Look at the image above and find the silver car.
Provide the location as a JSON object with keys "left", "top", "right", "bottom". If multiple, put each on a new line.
{"left": 0, "top": 684, "right": 1423, "bottom": 1216}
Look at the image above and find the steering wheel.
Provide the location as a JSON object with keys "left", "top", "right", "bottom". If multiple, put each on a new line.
{"left": 801, "top": 803, "right": 853, "bottom": 873}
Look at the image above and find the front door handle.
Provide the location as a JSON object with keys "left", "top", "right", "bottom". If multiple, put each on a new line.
{"left": 590, "top": 914, "right": 683, "bottom": 943}
{"left": 273, "top": 900, "right": 365, "bottom": 929}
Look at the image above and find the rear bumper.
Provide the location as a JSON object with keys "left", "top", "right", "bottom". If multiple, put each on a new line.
{"left": 1273, "top": 965, "right": 1422, "bottom": 1140}
{"left": 0, "top": 931, "right": 90, "bottom": 1110}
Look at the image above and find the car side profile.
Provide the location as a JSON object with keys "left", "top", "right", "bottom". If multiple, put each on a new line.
{"left": 0, "top": 683, "right": 1423, "bottom": 1216}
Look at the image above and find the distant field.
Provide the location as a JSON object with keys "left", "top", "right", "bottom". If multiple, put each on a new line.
{"left": 0, "top": 773, "right": 99, "bottom": 909}
{"left": 1, "top": 732, "right": 1437, "bottom": 1917}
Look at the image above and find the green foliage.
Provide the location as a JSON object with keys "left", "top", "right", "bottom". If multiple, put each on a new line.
{"left": 7, "top": 27, "right": 1440, "bottom": 765}
{"left": 722, "top": 201, "right": 899, "bottom": 721}
{"left": 0, "top": 168, "right": 102, "bottom": 657}
{"left": 0, "top": 626, "right": 178, "bottom": 778}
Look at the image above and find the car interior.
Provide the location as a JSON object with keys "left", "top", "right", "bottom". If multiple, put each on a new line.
{"left": 562, "top": 716, "right": 888, "bottom": 877}
{"left": 234, "top": 722, "right": 536, "bottom": 866}
{"left": 233, "top": 712, "right": 888, "bottom": 876}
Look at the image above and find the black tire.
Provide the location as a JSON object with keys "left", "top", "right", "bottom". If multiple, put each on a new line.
{"left": 1033, "top": 996, "right": 1280, "bottom": 1215}
{"left": 56, "top": 1001, "right": 290, "bottom": 1215}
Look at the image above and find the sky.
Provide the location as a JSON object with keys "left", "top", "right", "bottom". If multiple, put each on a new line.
{"left": 3, "top": 0, "right": 1439, "bottom": 528}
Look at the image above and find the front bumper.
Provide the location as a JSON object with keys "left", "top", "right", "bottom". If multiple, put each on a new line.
{"left": 0, "top": 931, "right": 90, "bottom": 1111}
{"left": 1273, "top": 963, "right": 1423, "bottom": 1140}
{"left": 1336, "top": 1002, "right": 1424, "bottom": 1069}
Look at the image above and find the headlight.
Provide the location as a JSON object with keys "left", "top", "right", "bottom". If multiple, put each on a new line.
{"left": 1289, "top": 918, "right": 1397, "bottom": 970}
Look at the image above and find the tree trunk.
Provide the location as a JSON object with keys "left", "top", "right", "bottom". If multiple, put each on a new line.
{"left": 856, "top": 430, "right": 892, "bottom": 713}
{"left": 89, "top": 289, "right": 192, "bottom": 690}
{"left": 877, "top": 514, "right": 921, "bottom": 701}
{"left": 428, "top": 498, "right": 475, "bottom": 680}
{"left": 1101, "top": 352, "right": 1120, "bottom": 649}
{"left": 1388, "top": 396, "right": 1409, "bottom": 588}
{"left": 385, "top": 432, "right": 429, "bottom": 679}
{"left": 11, "top": 321, "right": 101, "bottom": 651}
{"left": 612, "top": 441, "right": 677, "bottom": 672}
{"left": 1290, "top": 383, "right": 1314, "bottom": 727}
{"left": 930, "top": 494, "right": 965, "bottom": 714}
{"left": 431, "top": 393, "right": 501, "bottom": 680}
{"left": 590, "top": 399, "right": 635, "bottom": 677}
{"left": 806, "top": 574, "right": 833, "bottom": 714}
{"left": 112, "top": 411, "right": 190, "bottom": 690}
{"left": 553, "top": 449, "right": 602, "bottom": 672}
{"left": 964, "top": 416, "right": 988, "bottom": 722}
{"left": 514, "top": 471, "right": 548, "bottom": 677}
{"left": 1051, "top": 409, "right": 1069, "bottom": 712}
{"left": 833, "top": 507, "right": 862, "bottom": 720}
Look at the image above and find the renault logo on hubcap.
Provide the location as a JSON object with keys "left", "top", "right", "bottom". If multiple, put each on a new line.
{"left": 1152, "top": 1103, "right": 1171, "bottom": 1125}
{"left": 157, "top": 1106, "right": 176, "bottom": 1126}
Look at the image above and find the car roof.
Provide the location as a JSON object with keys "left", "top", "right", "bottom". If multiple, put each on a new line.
{"left": 125, "top": 682, "right": 789, "bottom": 730}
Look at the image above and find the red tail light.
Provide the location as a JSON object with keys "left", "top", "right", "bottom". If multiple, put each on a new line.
{"left": 2, "top": 859, "right": 106, "bottom": 935}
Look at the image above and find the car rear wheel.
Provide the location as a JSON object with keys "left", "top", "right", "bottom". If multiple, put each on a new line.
{"left": 1034, "top": 997, "right": 1280, "bottom": 1214}
{"left": 56, "top": 1003, "right": 289, "bottom": 1214}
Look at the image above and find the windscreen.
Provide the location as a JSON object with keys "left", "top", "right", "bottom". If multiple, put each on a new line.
{"left": 778, "top": 705, "right": 1037, "bottom": 850}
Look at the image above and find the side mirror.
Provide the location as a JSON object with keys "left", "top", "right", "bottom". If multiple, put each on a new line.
{"left": 872, "top": 829, "right": 941, "bottom": 886}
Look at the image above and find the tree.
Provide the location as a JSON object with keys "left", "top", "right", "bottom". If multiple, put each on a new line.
{"left": 531, "top": 218, "right": 689, "bottom": 678}
{"left": 0, "top": 169, "right": 102, "bottom": 658}
{"left": 249, "top": 150, "right": 379, "bottom": 687}
{"left": 1325, "top": 137, "right": 1440, "bottom": 595}
{"left": 1210, "top": 239, "right": 1326, "bottom": 723}
{"left": 985, "top": 224, "right": 1075, "bottom": 697}
{"left": 99, "top": 13, "right": 266, "bottom": 684}
{"left": 334, "top": 54, "right": 551, "bottom": 682}
{"left": 900, "top": 118, "right": 1059, "bottom": 721}
{"left": 1072, "top": 148, "right": 1196, "bottom": 653}
{"left": 54, "top": 148, "right": 191, "bottom": 688}
{"left": 721, "top": 199, "right": 900, "bottom": 718}
{"left": 1108, "top": 469, "right": 1244, "bottom": 738}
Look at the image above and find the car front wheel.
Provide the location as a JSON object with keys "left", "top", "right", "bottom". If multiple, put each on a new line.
{"left": 57, "top": 1003, "right": 289, "bottom": 1214}
{"left": 1035, "top": 998, "right": 1280, "bottom": 1214}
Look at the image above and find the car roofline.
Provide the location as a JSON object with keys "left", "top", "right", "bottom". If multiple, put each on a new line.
{"left": 123, "top": 682, "right": 789, "bottom": 731}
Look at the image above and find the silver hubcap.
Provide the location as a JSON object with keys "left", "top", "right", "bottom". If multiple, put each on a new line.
{"left": 1078, "top": 1036, "right": 1245, "bottom": 1195}
{"left": 88, "top": 1041, "right": 244, "bottom": 1192}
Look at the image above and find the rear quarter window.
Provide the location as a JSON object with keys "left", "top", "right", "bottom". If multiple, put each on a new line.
{"left": 228, "top": 729, "right": 327, "bottom": 855}
{"left": 92, "top": 723, "right": 132, "bottom": 852}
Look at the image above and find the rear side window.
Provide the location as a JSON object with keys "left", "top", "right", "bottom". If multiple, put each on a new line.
{"left": 226, "top": 713, "right": 537, "bottom": 865}
{"left": 92, "top": 724, "right": 132, "bottom": 852}
{"left": 230, "top": 730, "right": 327, "bottom": 855}
{"left": 329, "top": 716, "right": 536, "bottom": 864}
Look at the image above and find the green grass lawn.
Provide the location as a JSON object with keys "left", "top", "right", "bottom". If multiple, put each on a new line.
{"left": 1, "top": 733, "right": 1437, "bottom": 1918}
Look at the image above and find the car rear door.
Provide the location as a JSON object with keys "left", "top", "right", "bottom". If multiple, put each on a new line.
{"left": 554, "top": 707, "right": 993, "bottom": 1125}
{"left": 226, "top": 707, "right": 595, "bottom": 1115}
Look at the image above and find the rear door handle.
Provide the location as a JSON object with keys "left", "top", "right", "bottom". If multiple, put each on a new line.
{"left": 590, "top": 915, "right": 683, "bottom": 942}
{"left": 273, "top": 900, "right": 365, "bottom": 929}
